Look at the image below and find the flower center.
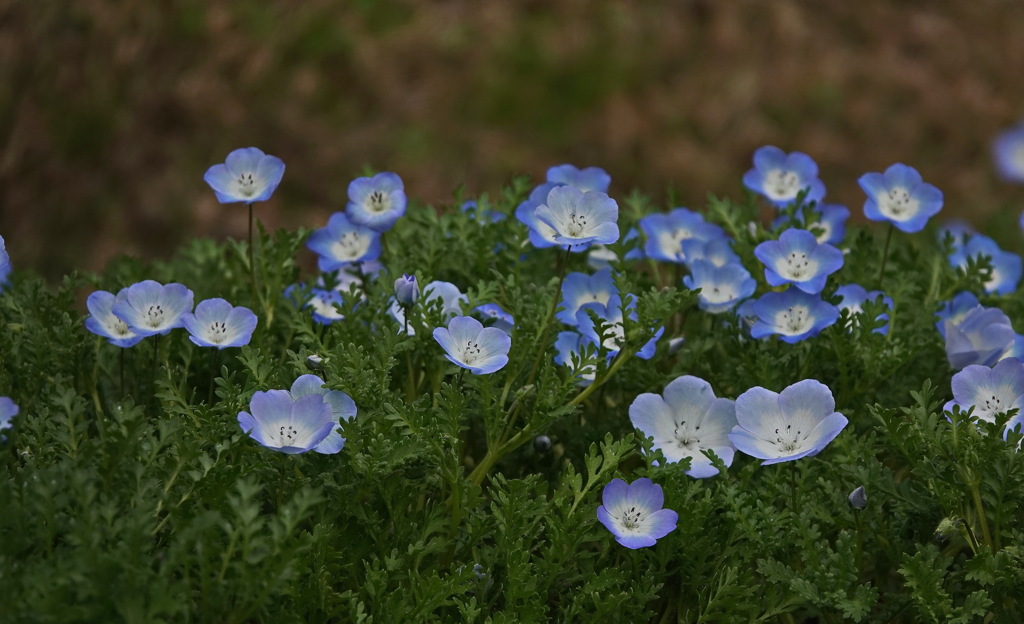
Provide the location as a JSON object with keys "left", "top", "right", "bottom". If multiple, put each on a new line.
{"left": 368, "top": 191, "right": 389, "bottom": 213}
{"left": 981, "top": 393, "right": 1004, "bottom": 414}
{"left": 764, "top": 169, "right": 800, "bottom": 200}
{"left": 461, "top": 340, "right": 482, "bottom": 364}
{"left": 778, "top": 305, "right": 812, "bottom": 334}
{"left": 780, "top": 251, "right": 814, "bottom": 280}
{"left": 879, "top": 186, "right": 917, "bottom": 220}
{"left": 278, "top": 424, "right": 300, "bottom": 444}
{"left": 773, "top": 424, "right": 804, "bottom": 453}
{"left": 237, "top": 172, "right": 257, "bottom": 197}
{"left": 331, "top": 232, "right": 368, "bottom": 260}
{"left": 208, "top": 321, "right": 228, "bottom": 343}
{"left": 619, "top": 505, "right": 646, "bottom": 530}
{"left": 703, "top": 283, "right": 736, "bottom": 305}
{"left": 566, "top": 212, "right": 589, "bottom": 238}
{"left": 113, "top": 319, "right": 132, "bottom": 337}
{"left": 673, "top": 420, "right": 701, "bottom": 450}
{"left": 144, "top": 304, "right": 165, "bottom": 328}
{"left": 809, "top": 220, "right": 832, "bottom": 243}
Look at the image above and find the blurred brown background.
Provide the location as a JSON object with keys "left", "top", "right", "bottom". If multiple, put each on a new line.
{"left": 2, "top": 0, "right": 1023, "bottom": 279}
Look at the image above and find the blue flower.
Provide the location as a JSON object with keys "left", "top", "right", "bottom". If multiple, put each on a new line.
{"left": 834, "top": 284, "right": 893, "bottom": 334}
{"left": 517, "top": 183, "right": 585, "bottom": 251}
{"left": 858, "top": 163, "right": 943, "bottom": 233}
{"left": 308, "top": 289, "right": 345, "bottom": 325}
{"left": 575, "top": 296, "right": 663, "bottom": 360}
{"left": 949, "top": 234, "right": 1022, "bottom": 295}
{"left": 345, "top": 172, "right": 407, "bottom": 232}
{"left": 85, "top": 289, "right": 145, "bottom": 347}
{"left": 742, "top": 146, "right": 826, "bottom": 207}
{"left": 460, "top": 200, "right": 505, "bottom": 223}
{"left": 680, "top": 237, "right": 741, "bottom": 269}
{"left": 774, "top": 203, "right": 850, "bottom": 246}
{"left": 390, "top": 280, "right": 467, "bottom": 335}
{"left": 0, "top": 234, "right": 9, "bottom": 291}
{"left": 534, "top": 186, "right": 619, "bottom": 247}
{"left": 597, "top": 478, "right": 678, "bottom": 549}
{"left": 432, "top": 316, "right": 511, "bottom": 375}
{"left": 0, "top": 396, "right": 18, "bottom": 439}
{"left": 935, "top": 292, "right": 980, "bottom": 338}
{"left": 993, "top": 121, "right": 1024, "bottom": 184}
{"left": 112, "top": 280, "right": 194, "bottom": 337}
{"left": 546, "top": 164, "right": 611, "bottom": 193}
{"left": 749, "top": 288, "right": 839, "bottom": 343}
{"left": 557, "top": 268, "right": 617, "bottom": 325}
{"left": 754, "top": 229, "right": 844, "bottom": 294}
{"left": 943, "top": 304, "right": 1017, "bottom": 370}
{"left": 553, "top": 331, "right": 597, "bottom": 385}
{"left": 394, "top": 274, "right": 420, "bottom": 306}
{"left": 683, "top": 260, "right": 756, "bottom": 314}
{"left": 238, "top": 390, "right": 335, "bottom": 454}
{"left": 474, "top": 303, "right": 514, "bottom": 334}
{"left": 937, "top": 219, "right": 974, "bottom": 251}
{"left": 289, "top": 375, "right": 356, "bottom": 454}
{"left": 629, "top": 376, "right": 737, "bottom": 478}
{"left": 181, "top": 298, "right": 257, "bottom": 349}
{"left": 306, "top": 213, "right": 382, "bottom": 271}
{"left": 944, "top": 358, "right": 1024, "bottom": 436}
{"left": 587, "top": 227, "right": 644, "bottom": 269}
{"left": 638, "top": 208, "right": 725, "bottom": 264}
{"left": 204, "top": 147, "right": 285, "bottom": 204}
{"left": 729, "top": 379, "right": 848, "bottom": 465}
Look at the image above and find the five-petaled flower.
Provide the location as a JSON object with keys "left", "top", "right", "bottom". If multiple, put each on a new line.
{"left": 432, "top": 316, "right": 511, "bottom": 375}
{"left": 743, "top": 146, "right": 826, "bottom": 207}
{"left": 858, "top": 163, "right": 943, "bottom": 233}
{"left": 597, "top": 478, "right": 678, "bottom": 549}
{"left": 534, "top": 186, "right": 619, "bottom": 247}
{"left": 111, "top": 280, "right": 195, "bottom": 337}
{"left": 944, "top": 358, "right": 1024, "bottom": 438}
{"left": 754, "top": 229, "right": 844, "bottom": 294}
{"left": 181, "top": 298, "right": 257, "bottom": 349}
{"left": 238, "top": 390, "right": 336, "bottom": 454}
{"left": 85, "top": 289, "right": 145, "bottom": 347}
{"left": 204, "top": 147, "right": 285, "bottom": 204}
{"left": 306, "top": 213, "right": 382, "bottom": 271}
{"left": 749, "top": 289, "right": 839, "bottom": 343}
{"left": 345, "top": 172, "right": 407, "bottom": 232}
{"left": 288, "top": 375, "right": 357, "bottom": 454}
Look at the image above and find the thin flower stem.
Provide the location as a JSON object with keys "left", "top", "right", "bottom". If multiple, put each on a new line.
{"left": 119, "top": 348, "right": 125, "bottom": 398}
{"left": 524, "top": 246, "right": 573, "bottom": 389}
{"left": 969, "top": 477, "right": 993, "bottom": 550}
{"left": 248, "top": 202, "right": 254, "bottom": 273}
{"left": 877, "top": 223, "right": 894, "bottom": 286}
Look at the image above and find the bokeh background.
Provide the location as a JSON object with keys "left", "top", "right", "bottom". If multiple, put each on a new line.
{"left": 3, "top": 0, "right": 1024, "bottom": 280}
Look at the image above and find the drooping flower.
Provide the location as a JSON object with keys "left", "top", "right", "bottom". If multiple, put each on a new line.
{"left": 948, "top": 234, "right": 1022, "bottom": 295}
{"left": 204, "top": 147, "right": 285, "bottom": 204}
{"left": 474, "top": 303, "right": 514, "bottom": 334}
{"left": 432, "top": 316, "right": 511, "bottom": 375}
{"left": 993, "top": 120, "right": 1024, "bottom": 184}
{"left": 754, "top": 229, "right": 844, "bottom": 294}
{"left": 557, "top": 268, "right": 618, "bottom": 325}
{"left": 390, "top": 280, "right": 467, "bottom": 335}
{"left": 306, "top": 213, "right": 382, "bottom": 271}
{"left": 0, "top": 234, "right": 9, "bottom": 291}
{"left": 743, "top": 146, "right": 826, "bottom": 207}
{"left": 345, "top": 172, "right": 407, "bottom": 232}
{"left": 85, "top": 289, "right": 145, "bottom": 348}
{"left": 0, "top": 396, "right": 18, "bottom": 439}
{"left": 181, "top": 298, "right": 257, "bottom": 349}
{"left": 639, "top": 208, "right": 725, "bottom": 264}
{"left": 288, "top": 374, "right": 356, "bottom": 454}
{"left": 597, "top": 478, "right": 678, "bottom": 549}
{"left": 546, "top": 164, "right": 611, "bottom": 193}
{"left": 629, "top": 376, "right": 737, "bottom": 478}
{"left": 834, "top": 284, "right": 893, "bottom": 334}
{"left": 534, "top": 186, "right": 619, "bottom": 247}
{"left": 729, "top": 379, "right": 848, "bottom": 465}
{"left": 935, "top": 292, "right": 980, "bottom": 338}
{"left": 394, "top": 274, "right": 420, "bottom": 306}
{"left": 749, "top": 289, "right": 840, "bottom": 343}
{"left": 858, "top": 163, "right": 943, "bottom": 233}
{"left": 111, "top": 280, "right": 194, "bottom": 337}
{"left": 575, "top": 295, "right": 662, "bottom": 360}
{"left": 238, "top": 390, "right": 336, "bottom": 454}
{"left": 683, "top": 260, "right": 756, "bottom": 314}
{"left": 944, "top": 358, "right": 1024, "bottom": 435}
{"left": 943, "top": 304, "right": 1017, "bottom": 370}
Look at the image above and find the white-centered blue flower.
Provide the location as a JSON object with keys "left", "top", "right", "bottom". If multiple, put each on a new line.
{"left": 288, "top": 374, "right": 356, "bottom": 454}
{"left": 683, "top": 260, "right": 756, "bottom": 314}
{"left": 994, "top": 120, "right": 1024, "bottom": 184}
{"left": 474, "top": 303, "right": 514, "bottom": 334}
{"left": 743, "top": 146, "right": 826, "bottom": 207}
{"left": 306, "top": 212, "right": 382, "bottom": 272}
{"left": 629, "top": 376, "right": 737, "bottom": 478}
{"left": 345, "top": 172, "right": 407, "bottom": 232}
{"left": 0, "top": 396, "right": 18, "bottom": 439}
{"left": 111, "top": 280, "right": 194, "bottom": 337}
{"left": 749, "top": 289, "right": 839, "bottom": 343}
{"left": 238, "top": 390, "right": 335, "bottom": 454}
{"left": 944, "top": 359, "right": 1024, "bottom": 436}
{"left": 949, "top": 234, "right": 1022, "bottom": 295}
{"left": 597, "top": 478, "right": 678, "bottom": 549}
{"left": 308, "top": 288, "right": 345, "bottom": 325}
{"left": 935, "top": 292, "right": 980, "bottom": 338}
{"left": 754, "top": 229, "right": 844, "bottom": 294}
{"left": 546, "top": 164, "right": 611, "bottom": 193}
{"left": 432, "top": 316, "right": 511, "bottom": 375}
{"left": 557, "top": 268, "right": 617, "bottom": 326}
{"left": 533, "top": 186, "right": 619, "bottom": 247}
{"left": 639, "top": 208, "right": 725, "bottom": 264}
{"left": 943, "top": 304, "right": 1017, "bottom": 370}
{"left": 181, "top": 298, "right": 257, "bottom": 349}
{"left": 729, "top": 379, "right": 848, "bottom": 465}
{"left": 554, "top": 330, "right": 597, "bottom": 386}
{"left": 834, "top": 284, "right": 893, "bottom": 335}
{"left": 390, "top": 280, "right": 467, "bottom": 336}
{"left": 204, "top": 147, "right": 285, "bottom": 204}
{"left": 774, "top": 203, "right": 850, "bottom": 246}
{"left": 517, "top": 183, "right": 584, "bottom": 251}
{"left": 0, "top": 234, "right": 9, "bottom": 291}
{"left": 85, "top": 289, "right": 145, "bottom": 348}
{"left": 680, "top": 237, "right": 741, "bottom": 269}
{"left": 858, "top": 163, "right": 943, "bottom": 233}
{"left": 575, "top": 295, "right": 662, "bottom": 360}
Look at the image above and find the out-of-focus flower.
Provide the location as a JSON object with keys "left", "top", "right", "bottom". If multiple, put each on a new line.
{"left": 993, "top": 120, "right": 1024, "bottom": 184}
{"left": 834, "top": 284, "right": 893, "bottom": 334}
{"left": 474, "top": 303, "right": 514, "bottom": 334}
{"left": 943, "top": 304, "right": 1017, "bottom": 370}
{"left": 949, "top": 234, "right": 1022, "bottom": 295}
{"left": 394, "top": 274, "right": 420, "bottom": 306}
{"left": 639, "top": 208, "right": 725, "bottom": 264}
{"left": 683, "top": 260, "right": 756, "bottom": 314}
{"left": 546, "top": 164, "right": 611, "bottom": 193}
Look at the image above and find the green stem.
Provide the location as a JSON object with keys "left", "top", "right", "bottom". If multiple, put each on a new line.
{"left": 524, "top": 247, "right": 573, "bottom": 389}
{"left": 969, "top": 477, "right": 993, "bottom": 550}
{"left": 877, "top": 223, "right": 894, "bottom": 286}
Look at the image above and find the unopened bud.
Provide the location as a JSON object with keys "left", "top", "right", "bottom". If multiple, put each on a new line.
{"left": 306, "top": 354, "right": 325, "bottom": 371}
{"left": 394, "top": 274, "right": 419, "bottom": 305}
{"left": 848, "top": 486, "right": 867, "bottom": 509}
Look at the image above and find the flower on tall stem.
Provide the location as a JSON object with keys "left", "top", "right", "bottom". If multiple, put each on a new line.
{"left": 858, "top": 163, "right": 943, "bottom": 233}
{"left": 596, "top": 478, "right": 678, "bottom": 549}
{"left": 394, "top": 274, "right": 420, "bottom": 306}
{"left": 345, "top": 172, "right": 407, "bottom": 232}
{"left": 181, "top": 298, "right": 257, "bottom": 349}
{"left": 85, "top": 289, "right": 145, "bottom": 347}
{"left": 743, "top": 146, "right": 826, "bottom": 207}
{"left": 432, "top": 316, "right": 511, "bottom": 375}
{"left": 203, "top": 147, "right": 285, "bottom": 204}
{"left": 111, "top": 280, "right": 194, "bottom": 337}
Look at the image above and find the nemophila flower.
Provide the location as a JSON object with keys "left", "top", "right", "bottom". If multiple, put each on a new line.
{"left": 460, "top": 200, "right": 505, "bottom": 223}
{"left": 474, "top": 303, "right": 514, "bottom": 334}
{"left": 729, "top": 379, "right": 848, "bottom": 465}
{"left": 112, "top": 280, "right": 194, "bottom": 337}
{"left": 834, "top": 284, "right": 893, "bottom": 334}
{"left": 181, "top": 298, "right": 257, "bottom": 349}
{"left": 849, "top": 486, "right": 868, "bottom": 510}
{"left": 306, "top": 213, "right": 382, "bottom": 271}
{"left": 775, "top": 204, "right": 850, "bottom": 246}
{"left": 937, "top": 220, "right": 974, "bottom": 251}
{"left": 597, "top": 478, "right": 678, "bottom": 549}
{"left": 680, "top": 237, "right": 741, "bottom": 269}
{"left": 858, "top": 163, "right": 943, "bottom": 233}
{"left": 0, "top": 234, "right": 9, "bottom": 291}
{"left": 557, "top": 268, "right": 617, "bottom": 325}
{"left": 517, "top": 183, "right": 581, "bottom": 251}
{"left": 85, "top": 289, "right": 145, "bottom": 348}
{"left": 750, "top": 289, "right": 840, "bottom": 343}
{"left": 238, "top": 390, "right": 335, "bottom": 455}
{"left": 0, "top": 397, "right": 18, "bottom": 439}
{"left": 587, "top": 228, "right": 643, "bottom": 270}
{"left": 346, "top": 172, "right": 406, "bottom": 232}
{"left": 683, "top": 260, "right": 756, "bottom": 314}
{"left": 629, "top": 376, "right": 737, "bottom": 478}
{"left": 289, "top": 374, "right": 356, "bottom": 454}
{"left": 943, "top": 304, "right": 1017, "bottom": 370}
{"left": 639, "top": 208, "right": 725, "bottom": 263}
{"left": 949, "top": 234, "right": 1022, "bottom": 295}
{"left": 754, "top": 229, "right": 844, "bottom": 294}
{"left": 394, "top": 274, "right": 419, "bottom": 306}
{"left": 554, "top": 331, "right": 597, "bottom": 385}
{"left": 204, "top": 147, "right": 285, "bottom": 204}
{"left": 546, "top": 164, "right": 611, "bottom": 193}
{"left": 534, "top": 186, "right": 619, "bottom": 247}
{"left": 575, "top": 296, "right": 662, "bottom": 360}
{"left": 321, "top": 259, "right": 384, "bottom": 299}
{"left": 944, "top": 359, "right": 1024, "bottom": 435}
{"left": 432, "top": 316, "right": 511, "bottom": 375}
{"left": 308, "top": 289, "right": 345, "bottom": 325}
{"left": 743, "top": 146, "right": 826, "bottom": 207}
{"left": 390, "top": 280, "right": 467, "bottom": 335}
{"left": 935, "top": 292, "right": 980, "bottom": 338}
{"left": 994, "top": 121, "right": 1024, "bottom": 184}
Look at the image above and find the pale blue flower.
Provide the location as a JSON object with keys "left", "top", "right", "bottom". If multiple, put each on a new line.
{"left": 306, "top": 213, "right": 382, "bottom": 271}
{"left": 238, "top": 390, "right": 335, "bottom": 454}
{"left": 394, "top": 274, "right": 419, "bottom": 305}
{"left": 346, "top": 172, "right": 407, "bottom": 232}
{"left": 949, "top": 234, "right": 1022, "bottom": 295}
{"left": 0, "top": 234, "right": 9, "bottom": 291}
{"left": 944, "top": 358, "right": 1024, "bottom": 436}
{"left": 557, "top": 268, "right": 617, "bottom": 325}
{"left": 859, "top": 163, "right": 943, "bottom": 233}
{"left": 308, "top": 289, "right": 345, "bottom": 325}
{"left": 289, "top": 374, "right": 356, "bottom": 454}
{"left": 834, "top": 284, "right": 892, "bottom": 334}
{"left": 743, "top": 146, "right": 826, "bottom": 207}
{"left": 749, "top": 289, "right": 839, "bottom": 343}
{"left": 937, "top": 220, "right": 974, "bottom": 251}
{"left": 575, "top": 296, "right": 662, "bottom": 360}
{"left": 683, "top": 260, "right": 756, "bottom": 314}
{"left": 432, "top": 316, "right": 511, "bottom": 375}
{"left": 181, "top": 298, "right": 257, "bottom": 349}
{"left": 680, "top": 237, "right": 741, "bottom": 268}
{"left": 629, "top": 376, "right": 737, "bottom": 478}
{"left": 204, "top": 147, "right": 285, "bottom": 204}
{"left": 774, "top": 203, "right": 850, "bottom": 246}
{"left": 546, "top": 164, "right": 611, "bottom": 193}
{"left": 754, "top": 229, "right": 844, "bottom": 294}
{"left": 534, "top": 186, "right": 619, "bottom": 247}
{"left": 85, "top": 289, "right": 145, "bottom": 347}
{"left": 389, "top": 280, "right": 467, "bottom": 335}
{"left": 935, "top": 292, "right": 980, "bottom": 338}
{"left": 943, "top": 304, "right": 1017, "bottom": 370}
{"left": 112, "top": 280, "right": 194, "bottom": 337}
{"left": 994, "top": 120, "right": 1024, "bottom": 184}
{"left": 460, "top": 199, "right": 505, "bottom": 223}
{"left": 474, "top": 303, "right": 514, "bottom": 334}
{"left": 729, "top": 379, "right": 848, "bottom": 464}
{"left": 639, "top": 208, "right": 725, "bottom": 264}
{"left": 554, "top": 331, "right": 597, "bottom": 385}
{"left": 516, "top": 183, "right": 587, "bottom": 252}
{"left": 597, "top": 478, "right": 678, "bottom": 549}
{"left": 0, "top": 396, "right": 18, "bottom": 439}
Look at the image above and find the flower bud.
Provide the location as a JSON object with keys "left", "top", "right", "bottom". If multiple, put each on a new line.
{"left": 534, "top": 435, "right": 552, "bottom": 454}
{"left": 848, "top": 486, "right": 867, "bottom": 509}
{"left": 306, "top": 354, "right": 325, "bottom": 371}
{"left": 394, "top": 274, "right": 419, "bottom": 305}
